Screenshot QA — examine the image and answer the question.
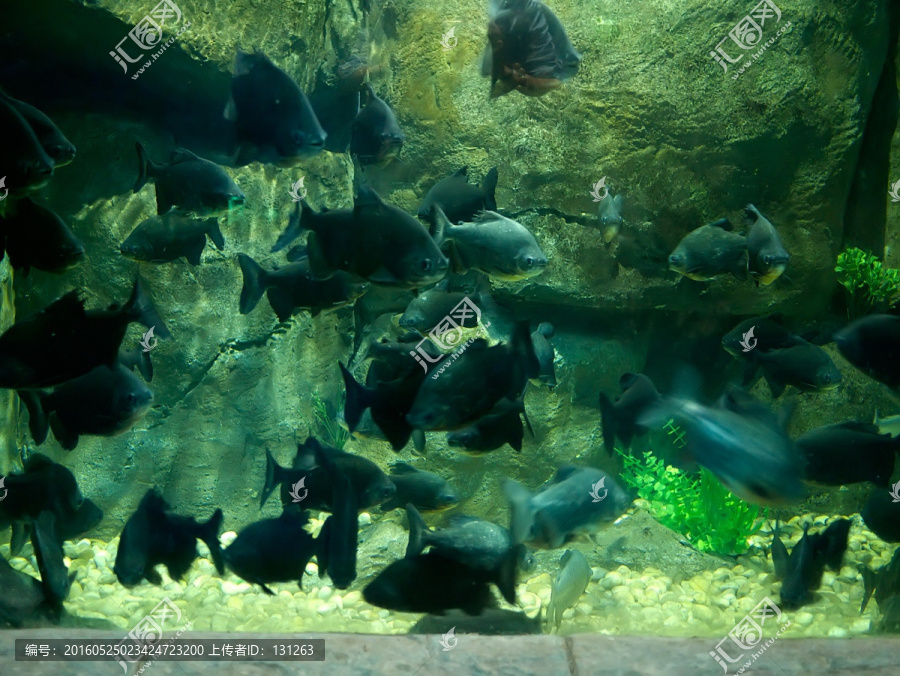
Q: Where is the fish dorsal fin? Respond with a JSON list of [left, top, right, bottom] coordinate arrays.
[[559, 549, 574, 566], [42, 291, 85, 318], [552, 465, 581, 483], [170, 148, 203, 164], [354, 180, 384, 208], [619, 372, 640, 390], [708, 218, 734, 231], [390, 462, 419, 475], [834, 421, 882, 435], [473, 210, 503, 224], [452, 166, 468, 178]]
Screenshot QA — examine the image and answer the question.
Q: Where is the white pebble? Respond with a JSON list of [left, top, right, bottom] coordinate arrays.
[[318, 586, 333, 600], [220, 531, 238, 546], [358, 513, 372, 526]]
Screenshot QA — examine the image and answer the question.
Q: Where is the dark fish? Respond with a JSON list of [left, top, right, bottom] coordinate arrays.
[[259, 439, 396, 512], [777, 519, 850, 610], [861, 548, 900, 614], [236, 253, 369, 321], [0, 90, 75, 167], [546, 549, 591, 630], [531, 322, 556, 388], [668, 218, 748, 281], [770, 521, 789, 580], [433, 207, 547, 281], [350, 84, 404, 166], [795, 422, 898, 488], [30, 511, 70, 607], [223, 509, 316, 595], [313, 442, 358, 589], [406, 322, 539, 431], [0, 555, 49, 627], [0, 277, 169, 390], [446, 397, 532, 453], [503, 466, 631, 549], [18, 362, 154, 451], [309, 58, 369, 154], [114, 489, 224, 586], [0, 198, 84, 274], [598, 373, 662, 455], [0, 454, 84, 530], [224, 50, 327, 167], [417, 167, 499, 224], [274, 190, 449, 289], [834, 315, 900, 390], [861, 491, 900, 543], [745, 342, 842, 397], [118, 345, 154, 383], [537, 0, 582, 78], [134, 143, 245, 217], [722, 315, 804, 359], [379, 463, 459, 512], [120, 210, 225, 265], [744, 204, 789, 285], [0, 94, 54, 194], [598, 194, 624, 244], [399, 280, 491, 334], [614, 226, 670, 277]]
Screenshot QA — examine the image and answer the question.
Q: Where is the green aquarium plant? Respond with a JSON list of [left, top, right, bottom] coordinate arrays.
[[311, 391, 349, 450], [835, 247, 900, 317]]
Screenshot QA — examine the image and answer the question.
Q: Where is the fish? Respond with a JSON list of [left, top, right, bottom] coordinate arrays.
[[379, 463, 460, 512], [406, 505, 521, 604], [598, 193, 624, 244], [861, 548, 900, 614], [399, 279, 493, 334], [0, 277, 170, 390], [134, 143, 245, 217], [259, 438, 396, 512], [350, 83, 404, 166], [17, 362, 154, 451], [834, 314, 900, 390], [0, 555, 49, 627], [0, 90, 76, 167], [5, 496, 105, 559], [118, 345, 154, 383], [598, 373, 662, 455], [503, 466, 631, 549], [744, 204, 789, 285], [446, 396, 533, 453], [274, 187, 449, 289], [0, 454, 84, 533], [416, 167, 499, 225], [236, 253, 369, 322], [668, 218, 748, 281], [861, 491, 900, 543], [722, 315, 805, 359], [0, 94, 54, 195], [223, 509, 317, 595], [873, 410, 900, 438], [745, 342, 842, 397], [309, 57, 369, 154], [530, 322, 557, 388], [113, 489, 224, 586], [0, 198, 84, 274], [546, 549, 591, 630], [770, 521, 789, 580], [120, 210, 225, 265], [30, 511, 71, 607], [794, 422, 899, 488], [777, 519, 850, 609], [432, 207, 548, 281], [313, 441, 358, 590], [406, 322, 539, 432], [224, 50, 327, 167]]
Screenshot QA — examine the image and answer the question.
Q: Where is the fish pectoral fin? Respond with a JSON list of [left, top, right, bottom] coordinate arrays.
[[185, 240, 205, 266], [144, 567, 163, 585], [49, 414, 79, 451], [367, 266, 399, 284]]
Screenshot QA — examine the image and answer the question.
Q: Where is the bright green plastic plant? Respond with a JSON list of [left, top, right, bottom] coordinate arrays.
[[312, 391, 349, 450], [835, 247, 900, 317]]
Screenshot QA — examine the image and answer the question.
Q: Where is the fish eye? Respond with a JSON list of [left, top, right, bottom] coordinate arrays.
[[525, 257, 535, 268], [668, 254, 681, 265], [763, 255, 775, 264], [420, 259, 433, 272], [822, 373, 832, 384]]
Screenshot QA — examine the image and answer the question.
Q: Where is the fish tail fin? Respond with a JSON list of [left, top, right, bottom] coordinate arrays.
[[502, 479, 535, 545], [339, 362, 372, 432], [482, 167, 499, 211], [18, 390, 49, 445], [133, 142, 156, 193], [494, 543, 522, 605], [236, 253, 269, 314], [860, 566, 877, 614], [427, 204, 452, 245], [206, 219, 225, 250], [598, 392, 617, 456], [124, 276, 171, 338], [272, 201, 309, 253], [260, 448, 286, 508], [404, 503, 428, 558], [199, 508, 225, 575]]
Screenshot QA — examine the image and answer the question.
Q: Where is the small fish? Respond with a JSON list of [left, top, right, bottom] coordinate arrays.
[[351, 84, 404, 166], [795, 422, 899, 488], [546, 549, 591, 630], [224, 50, 327, 167], [861, 491, 900, 543], [417, 166, 499, 225], [0, 198, 84, 274], [745, 342, 842, 397], [237, 253, 369, 322], [223, 509, 316, 595], [120, 210, 225, 265], [433, 207, 548, 281], [134, 143, 245, 217], [313, 441, 358, 589], [598, 373, 662, 455], [597, 193, 624, 244], [379, 463, 459, 513], [0, 555, 49, 626], [0, 95, 54, 194], [503, 466, 631, 549], [530, 322, 557, 388], [744, 204, 789, 285], [834, 314, 900, 390], [17, 362, 154, 451], [777, 519, 850, 609], [30, 511, 71, 607], [113, 489, 224, 587], [0, 277, 169, 390], [0, 90, 75, 167], [721, 315, 805, 359], [668, 218, 748, 281]]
